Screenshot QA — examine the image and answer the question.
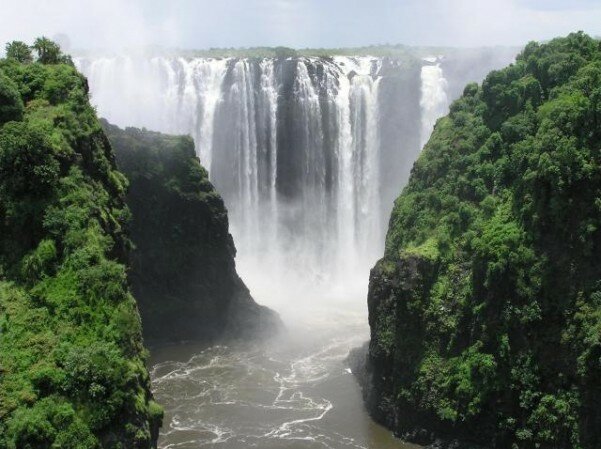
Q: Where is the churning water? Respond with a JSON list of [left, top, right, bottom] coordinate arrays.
[[150, 302, 419, 449]]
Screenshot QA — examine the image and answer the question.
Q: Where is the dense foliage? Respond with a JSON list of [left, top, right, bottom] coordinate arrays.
[[0, 40, 161, 448], [4, 41, 33, 64], [103, 122, 280, 344], [5, 38, 71, 65], [365, 32, 601, 449]]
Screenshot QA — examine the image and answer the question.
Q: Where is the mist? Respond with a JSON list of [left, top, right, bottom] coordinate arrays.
[[72, 48, 515, 330], [2, 0, 601, 52]]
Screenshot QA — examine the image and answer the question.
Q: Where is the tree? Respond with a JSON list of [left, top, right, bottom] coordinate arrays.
[[32, 37, 63, 64], [0, 71, 24, 124], [367, 32, 601, 449], [0, 51, 161, 447], [5, 41, 33, 64]]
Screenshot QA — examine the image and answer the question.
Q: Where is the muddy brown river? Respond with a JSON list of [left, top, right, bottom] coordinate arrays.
[[150, 304, 419, 449]]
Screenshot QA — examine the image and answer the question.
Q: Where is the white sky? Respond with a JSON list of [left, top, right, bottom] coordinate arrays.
[[1, 0, 600, 51]]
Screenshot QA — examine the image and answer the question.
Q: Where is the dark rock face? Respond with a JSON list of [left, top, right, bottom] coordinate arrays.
[[103, 121, 281, 345], [353, 258, 488, 449], [355, 255, 461, 447]]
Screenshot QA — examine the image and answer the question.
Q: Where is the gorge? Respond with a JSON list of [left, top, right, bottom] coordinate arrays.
[[72, 48, 519, 448], [2, 31, 599, 449], [1, 0, 600, 442]]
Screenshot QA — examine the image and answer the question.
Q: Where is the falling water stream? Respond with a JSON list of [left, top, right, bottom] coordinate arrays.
[[75, 53, 511, 448]]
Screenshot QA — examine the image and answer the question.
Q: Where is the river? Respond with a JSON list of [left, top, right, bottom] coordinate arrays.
[[150, 302, 418, 449]]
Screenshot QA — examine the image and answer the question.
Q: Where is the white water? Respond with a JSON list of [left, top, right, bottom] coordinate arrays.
[[419, 57, 449, 149], [77, 55, 418, 316], [150, 306, 420, 449]]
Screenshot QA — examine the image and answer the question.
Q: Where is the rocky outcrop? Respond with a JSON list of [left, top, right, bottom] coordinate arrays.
[[355, 257, 493, 449], [102, 122, 281, 345]]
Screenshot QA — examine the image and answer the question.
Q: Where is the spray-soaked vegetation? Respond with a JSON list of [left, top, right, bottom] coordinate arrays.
[[0, 40, 161, 448], [363, 32, 601, 449]]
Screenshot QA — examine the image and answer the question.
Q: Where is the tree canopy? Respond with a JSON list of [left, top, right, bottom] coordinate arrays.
[[4, 41, 33, 64], [0, 39, 161, 448], [368, 32, 601, 449]]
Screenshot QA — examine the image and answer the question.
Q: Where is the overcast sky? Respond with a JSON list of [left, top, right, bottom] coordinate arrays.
[[1, 0, 600, 51]]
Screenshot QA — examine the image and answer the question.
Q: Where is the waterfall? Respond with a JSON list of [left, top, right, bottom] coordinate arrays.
[[75, 54, 451, 312], [420, 57, 449, 149]]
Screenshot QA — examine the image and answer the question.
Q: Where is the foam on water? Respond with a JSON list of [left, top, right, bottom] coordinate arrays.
[[73, 53, 462, 448], [151, 307, 417, 449]]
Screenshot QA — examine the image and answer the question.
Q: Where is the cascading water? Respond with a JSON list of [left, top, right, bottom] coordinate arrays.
[[75, 52, 517, 448], [420, 57, 449, 149], [78, 55, 402, 314]]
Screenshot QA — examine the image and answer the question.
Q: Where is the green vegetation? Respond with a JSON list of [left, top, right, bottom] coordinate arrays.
[[103, 122, 280, 344], [0, 39, 161, 448], [31, 37, 71, 65], [4, 41, 33, 64], [5, 37, 71, 65], [366, 32, 601, 449]]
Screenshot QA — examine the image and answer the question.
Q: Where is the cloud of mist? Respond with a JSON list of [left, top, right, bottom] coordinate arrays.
[[0, 0, 600, 52]]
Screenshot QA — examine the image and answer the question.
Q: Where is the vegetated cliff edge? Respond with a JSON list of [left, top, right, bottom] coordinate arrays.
[[355, 32, 601, 449], [102, 122, 281, 345], [0, 44, 161, 447]]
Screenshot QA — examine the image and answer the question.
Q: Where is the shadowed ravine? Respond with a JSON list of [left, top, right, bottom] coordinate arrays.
[[2, 4, 600, 446]]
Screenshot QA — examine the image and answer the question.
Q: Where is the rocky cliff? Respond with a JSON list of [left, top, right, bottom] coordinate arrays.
[[102, 122, 281, 345], [356, 32, 601, 449]]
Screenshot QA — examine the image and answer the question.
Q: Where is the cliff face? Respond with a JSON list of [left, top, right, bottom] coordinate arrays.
[[0, 56, 160, 446], [102, 122, 281, 345], [358, 33, 601, 449]]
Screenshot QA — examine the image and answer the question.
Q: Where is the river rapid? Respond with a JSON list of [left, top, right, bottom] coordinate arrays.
[[150, 302, 419, 449]]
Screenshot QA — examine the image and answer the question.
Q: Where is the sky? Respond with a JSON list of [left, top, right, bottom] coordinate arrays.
[[1, 0, 600, 51]]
